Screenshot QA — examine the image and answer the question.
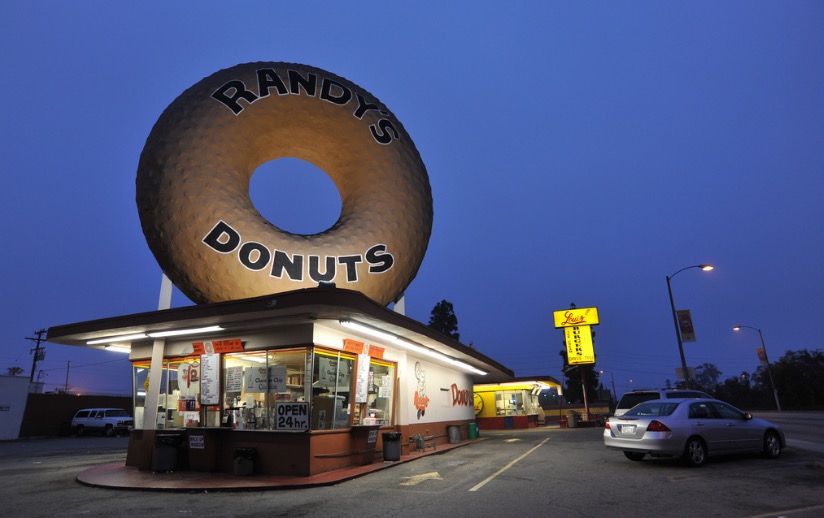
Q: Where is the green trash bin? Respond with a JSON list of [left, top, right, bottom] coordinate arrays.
[[468, 422, 479, 439]]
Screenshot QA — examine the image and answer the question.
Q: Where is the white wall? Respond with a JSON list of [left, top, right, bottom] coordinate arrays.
[[0, 376, 31, 440], [406, 357, 474, 423]]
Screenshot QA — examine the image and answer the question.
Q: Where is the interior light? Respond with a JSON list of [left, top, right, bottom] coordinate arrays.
[[87, 333, 147, 345], [147, 325, 224, 338]]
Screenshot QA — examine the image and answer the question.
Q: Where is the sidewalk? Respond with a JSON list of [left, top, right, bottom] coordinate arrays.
[[77, 437, 475, 491]]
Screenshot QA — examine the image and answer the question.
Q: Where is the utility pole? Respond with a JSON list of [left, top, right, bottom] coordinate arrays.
[[25, 329, 47, 384], [64, 361, 71, 393]]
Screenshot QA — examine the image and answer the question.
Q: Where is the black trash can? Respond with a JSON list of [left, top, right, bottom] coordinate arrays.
[[152, 433, 184, 472], [382, 432, 402, 461], [234, 447, 256, 476]]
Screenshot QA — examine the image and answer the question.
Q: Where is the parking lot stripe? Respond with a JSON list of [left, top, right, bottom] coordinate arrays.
[[468, 438, 549, 492]]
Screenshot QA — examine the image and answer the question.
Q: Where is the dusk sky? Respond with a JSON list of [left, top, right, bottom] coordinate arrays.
[[2, 2, 822, 399]]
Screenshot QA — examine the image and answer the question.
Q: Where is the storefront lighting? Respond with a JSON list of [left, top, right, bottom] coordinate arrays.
[[105, 344, 132, 353], [339, 320, 487, 375], [86, 325, 224, 346], [147, 325, 224, 338], [339, 320, 396, 341], [87, 333, 148, 345]]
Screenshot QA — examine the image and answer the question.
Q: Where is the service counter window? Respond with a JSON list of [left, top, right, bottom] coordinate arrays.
[[355, 359, 396, 426], [495, 390, 527, 416], [133, 357, 202, 429], [311, 350, 355, 430], [222, 349, 310, 430]]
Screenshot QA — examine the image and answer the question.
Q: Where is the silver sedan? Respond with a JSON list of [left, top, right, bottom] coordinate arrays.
[[603, 398, 785, 466]]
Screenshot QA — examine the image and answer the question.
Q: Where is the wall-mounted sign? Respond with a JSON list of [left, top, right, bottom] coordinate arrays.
[[192, 339, 244, 355], [553, 307, 599, 328], [344, 338, 364, 354], [564, 325, 595, 364]]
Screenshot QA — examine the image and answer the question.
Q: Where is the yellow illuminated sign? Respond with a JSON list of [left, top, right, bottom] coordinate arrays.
[[564, 325, 595, 364], [553, 307, 599, 328]]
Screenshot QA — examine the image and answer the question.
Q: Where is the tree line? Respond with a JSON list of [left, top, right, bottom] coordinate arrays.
[[666, 348, 824, 410]]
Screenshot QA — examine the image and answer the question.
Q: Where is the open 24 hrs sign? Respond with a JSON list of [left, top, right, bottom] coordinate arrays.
[[276, 402, 309, 431]]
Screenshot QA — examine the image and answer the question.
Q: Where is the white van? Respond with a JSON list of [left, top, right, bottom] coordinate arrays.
[[70, 408, 134, 436]]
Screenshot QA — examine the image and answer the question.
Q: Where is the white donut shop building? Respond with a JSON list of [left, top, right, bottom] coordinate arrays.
[[45, 62, 514, 478], [47, 287, 513, 476]]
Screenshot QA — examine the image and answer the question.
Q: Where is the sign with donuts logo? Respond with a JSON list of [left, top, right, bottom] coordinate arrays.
[[137, 62, 433, 306]]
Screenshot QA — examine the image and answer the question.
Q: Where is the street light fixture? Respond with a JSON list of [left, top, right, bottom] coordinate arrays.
[[733, 325, 781, 411], [667, 264, 713, 389]]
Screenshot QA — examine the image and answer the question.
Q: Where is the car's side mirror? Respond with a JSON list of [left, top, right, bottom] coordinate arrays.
[[743, 412, 753, 420]]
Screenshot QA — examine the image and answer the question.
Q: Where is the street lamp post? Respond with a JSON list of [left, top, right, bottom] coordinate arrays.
[[733, 325, 781, 411], [666, 264, 713, 390]]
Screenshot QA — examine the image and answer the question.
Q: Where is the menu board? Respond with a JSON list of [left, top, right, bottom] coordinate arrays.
[[199, 353, 220, 405], [355, 353, 370, 403]]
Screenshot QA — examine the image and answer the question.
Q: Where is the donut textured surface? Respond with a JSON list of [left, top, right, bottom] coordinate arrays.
[[137, 62, 432, 305]]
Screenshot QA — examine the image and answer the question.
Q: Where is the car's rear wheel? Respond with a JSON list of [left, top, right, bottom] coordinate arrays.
[[76, 425, 85, 436], [623, 451, 645, 461], [683, 437, 707, 467], [762, 431, 781, 458], [104, 424, 115, 437]]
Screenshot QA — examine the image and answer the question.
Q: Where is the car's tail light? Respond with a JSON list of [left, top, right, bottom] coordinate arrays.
[[646, 420, 671, 432], [604, 421, 611, 430]]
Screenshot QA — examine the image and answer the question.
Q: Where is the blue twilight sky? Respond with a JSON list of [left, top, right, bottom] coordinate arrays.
[[2, 2, 822, 398]]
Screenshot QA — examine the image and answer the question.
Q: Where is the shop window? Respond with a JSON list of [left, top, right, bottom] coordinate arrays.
[[311, 350, 355, 430], [133, 357, 199, 429], [495, 390, 527, 416], [222, 349, 309, 430], [355, 359, 396, 426]]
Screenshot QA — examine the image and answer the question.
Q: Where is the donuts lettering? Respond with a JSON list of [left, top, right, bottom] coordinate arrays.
[[137, 62, 432, 306]]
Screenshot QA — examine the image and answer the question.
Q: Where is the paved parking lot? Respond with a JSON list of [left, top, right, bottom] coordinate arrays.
[[2, 424, 823, 518]]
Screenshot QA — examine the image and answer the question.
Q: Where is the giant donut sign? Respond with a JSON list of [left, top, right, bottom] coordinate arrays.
[[137, 62, 433, 305]]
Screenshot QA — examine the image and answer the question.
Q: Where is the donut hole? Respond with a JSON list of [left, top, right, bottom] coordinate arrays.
[[250, 158, 342, 235]]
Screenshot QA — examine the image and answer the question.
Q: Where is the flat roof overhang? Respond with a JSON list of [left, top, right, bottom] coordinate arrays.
[[47, 286, 515, 383]]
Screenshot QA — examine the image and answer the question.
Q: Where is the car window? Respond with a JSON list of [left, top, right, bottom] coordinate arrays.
[[625, 401, 679, 417], [689, 402, 717, 418], [710, 401, 744, 419], [618, 393, 659, 408], [105, 410, 130, 417], [665, 391, 708, 399], [75, 411, 90, 419]]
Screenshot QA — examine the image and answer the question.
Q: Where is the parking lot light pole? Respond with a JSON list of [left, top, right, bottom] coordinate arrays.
[[733, 325, 781, 411], [667, 264, 713, 390]]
